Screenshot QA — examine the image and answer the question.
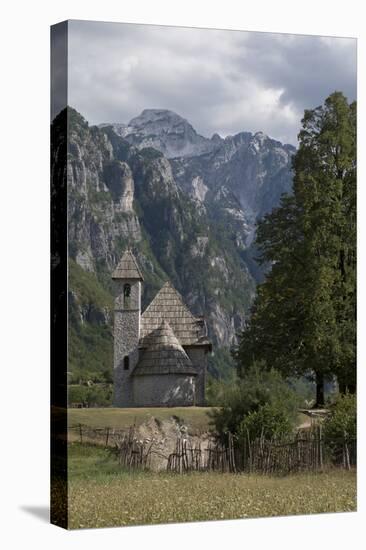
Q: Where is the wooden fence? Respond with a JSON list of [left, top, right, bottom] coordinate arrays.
[[69, 424, 356, 474], [113, 426, 155, 470], [234, 427, 356, 474], [70, 424, 127, 447]]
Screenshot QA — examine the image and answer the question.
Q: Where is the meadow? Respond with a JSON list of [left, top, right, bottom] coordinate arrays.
[[68, 406, 214, 435], [68, 406, 311, 436], [65, 443, 356, 530]]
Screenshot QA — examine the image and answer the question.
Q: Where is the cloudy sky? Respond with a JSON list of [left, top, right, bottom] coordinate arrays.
[[67, 20, 356, 146]]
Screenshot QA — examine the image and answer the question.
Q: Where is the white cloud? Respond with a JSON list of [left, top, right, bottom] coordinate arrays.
[[67, 21, 356, 145]]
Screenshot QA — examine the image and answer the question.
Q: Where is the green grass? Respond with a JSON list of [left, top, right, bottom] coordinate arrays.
[[67, 408, 314, 444], [68, 406, 214, 435], [68, 443, 125, 480], [66, 443, 356, 529]]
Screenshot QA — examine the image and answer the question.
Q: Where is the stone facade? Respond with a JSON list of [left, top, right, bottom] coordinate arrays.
[[113, 250, 212, 407], [113, 279, 141, 407], [132, 374, 196, 407], [186, 347, 207, 406]]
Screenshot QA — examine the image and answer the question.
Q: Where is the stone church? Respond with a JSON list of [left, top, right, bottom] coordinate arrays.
[[112, 250, 212, 407]]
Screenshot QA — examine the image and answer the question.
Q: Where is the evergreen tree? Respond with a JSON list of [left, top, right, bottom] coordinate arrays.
[[236, 92, 356, 405]]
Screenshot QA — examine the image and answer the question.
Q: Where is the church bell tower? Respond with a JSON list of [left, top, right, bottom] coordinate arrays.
[[112, 249, 143, 406]]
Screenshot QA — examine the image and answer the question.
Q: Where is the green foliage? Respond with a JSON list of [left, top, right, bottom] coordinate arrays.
[[236, 92, 356, 404], [68, 384, 113, 407], [207, 348, 236, 379], [209, 364, 299, 441], [206, 376, 235, 407], [68, 384, 90, 405], [323, 393, 356, 464], [68, 324, 113, 382], [69, 259, 113, 311], [238, 401, 294, 441], [324, 393, 356, 444], [287, 377, 316, 407], [206, 349, 238, 406], [68, 259, 113, 382]]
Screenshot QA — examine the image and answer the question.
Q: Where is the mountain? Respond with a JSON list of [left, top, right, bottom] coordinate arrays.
[[56, 107, 295, 382], [101, 109, 214, 159], [104, 110, 295, 242]]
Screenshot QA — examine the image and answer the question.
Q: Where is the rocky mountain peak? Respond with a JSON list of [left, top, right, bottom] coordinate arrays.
[[129, 108, 188, 129], [211, 133, 223, 143], [102, 109, 214, 159], [253, 131, 267, 143]]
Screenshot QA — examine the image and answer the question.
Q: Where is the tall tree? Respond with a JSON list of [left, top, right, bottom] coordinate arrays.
[[236, 92, 356, 406]]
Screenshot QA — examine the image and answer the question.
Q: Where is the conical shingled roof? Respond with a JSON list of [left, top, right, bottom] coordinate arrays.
[[133, 320, 197, 376], [140, 281, 210, 347], [112, 249, 144, 280]]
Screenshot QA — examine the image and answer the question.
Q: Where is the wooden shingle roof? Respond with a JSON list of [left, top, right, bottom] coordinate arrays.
[[140, 281, 211, 348], [133, 320, 197, 376], [112, 250, 144, 280]]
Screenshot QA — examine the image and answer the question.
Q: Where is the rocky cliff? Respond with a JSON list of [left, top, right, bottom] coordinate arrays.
[[59, 107, 295, 381], [101, 109, 214, 159], [107, 109, 295, 251]]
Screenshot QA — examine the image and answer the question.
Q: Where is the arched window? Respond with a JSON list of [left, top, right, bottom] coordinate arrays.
[[123, 283, 131, 308], [123, 356, 130, 370]]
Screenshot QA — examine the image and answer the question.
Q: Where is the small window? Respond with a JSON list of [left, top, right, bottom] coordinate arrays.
[[124, 283, 131, 297], [123, 283, 131, 308], [124, 356, 130, 370]]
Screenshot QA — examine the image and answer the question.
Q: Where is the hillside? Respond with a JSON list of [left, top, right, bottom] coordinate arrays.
[[53, 107, 295, 382]]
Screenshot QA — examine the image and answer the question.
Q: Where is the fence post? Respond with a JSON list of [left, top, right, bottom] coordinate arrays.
[[246, 429, 252, 473], [319, 424, 323, 470], [345, 438, 351, 470]]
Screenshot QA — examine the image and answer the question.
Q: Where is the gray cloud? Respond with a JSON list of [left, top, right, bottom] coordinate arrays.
[[68, 20, 356, 145]]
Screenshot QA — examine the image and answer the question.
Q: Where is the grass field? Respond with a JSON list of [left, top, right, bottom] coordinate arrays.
[[64, 443, 356, 529], [68, 406, 214, 435], [68, 407, 311, 436]]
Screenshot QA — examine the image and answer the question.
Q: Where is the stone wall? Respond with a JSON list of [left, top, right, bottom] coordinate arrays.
[[113, 275, 209, 408], [113, 279, 141, 406], [186, 347, 207, 406], [132, 374, 196, 407]]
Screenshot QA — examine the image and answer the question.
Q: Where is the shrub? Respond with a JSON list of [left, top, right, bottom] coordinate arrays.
[[238, 401, 294, 441], [323, 393, 356, 465], [323, 393, 356, 445], [209, 363, 299, 442], [68, 384, 113, 407], [206, 377, 233, 407]]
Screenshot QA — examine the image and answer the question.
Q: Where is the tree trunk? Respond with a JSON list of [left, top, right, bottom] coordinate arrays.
[[315, 371, 325, 407]]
